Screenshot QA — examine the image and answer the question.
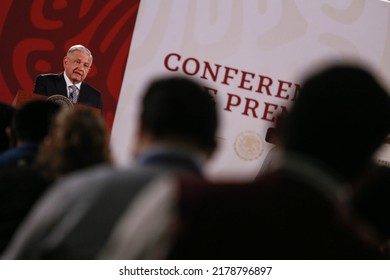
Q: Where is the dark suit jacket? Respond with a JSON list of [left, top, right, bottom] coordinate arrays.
[[34, 73, 103, 110]]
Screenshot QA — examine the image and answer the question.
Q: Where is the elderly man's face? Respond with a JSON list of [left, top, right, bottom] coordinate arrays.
[[63, 50, 92, 84]]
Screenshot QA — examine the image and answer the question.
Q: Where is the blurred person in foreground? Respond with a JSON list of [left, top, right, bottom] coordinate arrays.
[[0, 100, 61, 253], [0, 100, 61, 168], [0, 108, 110, 254], [34, 109, 111, 183], [2, 75, 218, 259], [168, 64, 390, 259]]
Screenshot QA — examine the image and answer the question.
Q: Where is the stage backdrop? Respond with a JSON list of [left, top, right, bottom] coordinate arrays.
[[0, 0, 140, 130], [111, 0, 390, 181]]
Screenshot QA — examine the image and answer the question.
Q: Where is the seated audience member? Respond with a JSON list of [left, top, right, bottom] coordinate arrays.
[[0, 100, 61, 168], [168, 64, 390, 259], [351, 164, 390, 254], [34, 109, 111, 182], [2, 75, 218, 259], [0, 108, 109, 256], [0, 102, 16, 153], [0, 100, 60, 253]]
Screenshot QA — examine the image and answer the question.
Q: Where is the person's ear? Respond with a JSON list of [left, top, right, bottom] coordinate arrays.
[[42, 135, 53, 148], [63, 56, 69, 68], [132, 127, 154, 159], [5, 126, 16, 148], [204, 145, 217, 161]]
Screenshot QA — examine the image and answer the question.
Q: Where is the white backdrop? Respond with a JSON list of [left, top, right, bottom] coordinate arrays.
[[111, 0, 390, 181]]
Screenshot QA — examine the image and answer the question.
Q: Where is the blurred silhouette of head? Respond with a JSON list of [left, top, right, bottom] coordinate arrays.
[[136, 76, 218, 157], [281, 64, 390, 182], [12, 100, 61, 145], [35, 109, 110, 179]]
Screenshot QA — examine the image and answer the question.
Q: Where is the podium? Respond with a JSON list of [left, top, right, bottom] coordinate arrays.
[[12, 90, 101, 115]]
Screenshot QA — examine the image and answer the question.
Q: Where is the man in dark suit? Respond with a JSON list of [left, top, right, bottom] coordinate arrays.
[[34, 44, 102, 110]]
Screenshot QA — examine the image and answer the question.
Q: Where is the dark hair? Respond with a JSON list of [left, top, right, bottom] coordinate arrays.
[[35, 109, 111, 180], [12, 100, 61, 143], [140, 76, 218, 152], [282, 64, 390, 181]]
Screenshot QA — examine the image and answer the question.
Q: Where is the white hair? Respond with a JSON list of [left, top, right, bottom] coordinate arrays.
[[67, 44, 93, 63]]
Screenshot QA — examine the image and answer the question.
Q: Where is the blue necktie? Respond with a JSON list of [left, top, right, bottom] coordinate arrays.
[[69, 85, 78, 103]]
